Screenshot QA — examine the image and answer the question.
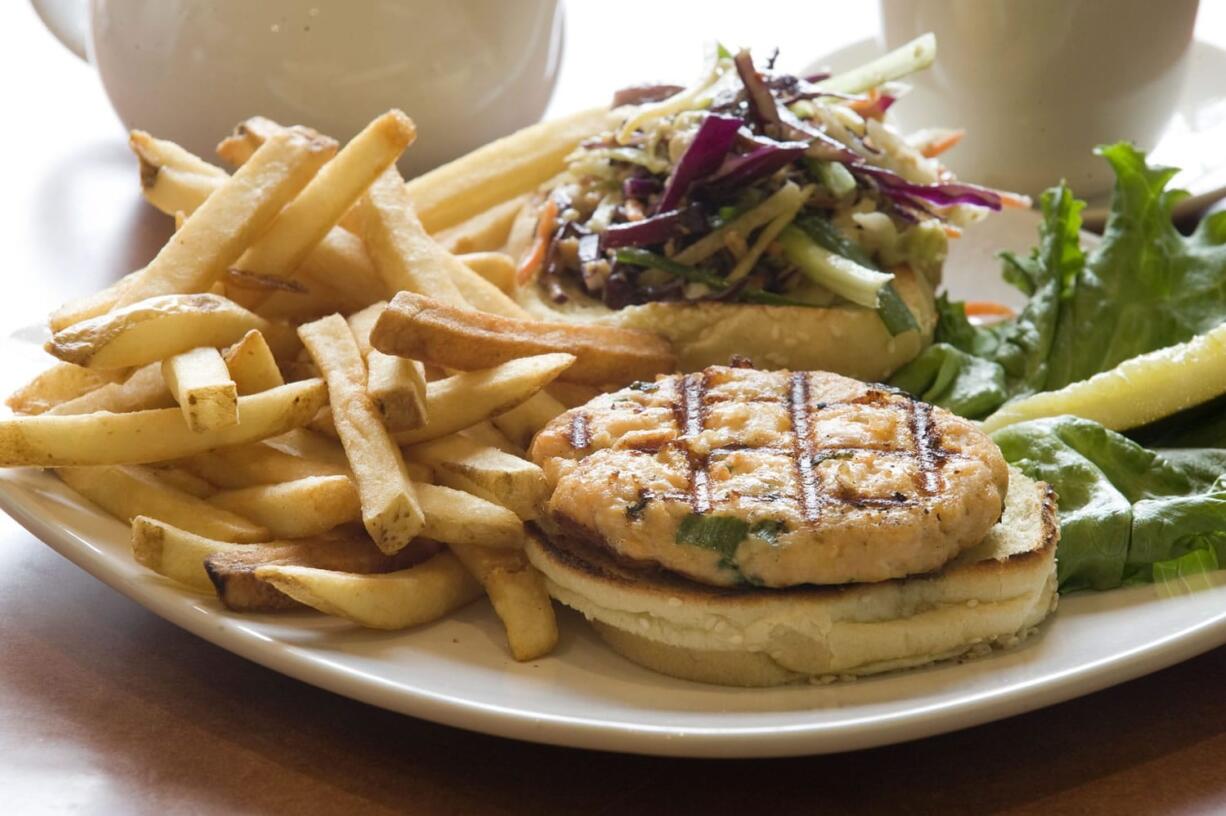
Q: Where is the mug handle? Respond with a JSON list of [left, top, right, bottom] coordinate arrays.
[[30, 0, 89, 61]]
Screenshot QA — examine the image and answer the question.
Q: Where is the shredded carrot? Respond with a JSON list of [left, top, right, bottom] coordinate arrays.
[[848, 88, 890, 120], [943, 223, 963, 239], [516, 198, 558, 286], [920, 129, 965, 158], [999, 191, 1032, 209], [965, 300, 1015, 319]]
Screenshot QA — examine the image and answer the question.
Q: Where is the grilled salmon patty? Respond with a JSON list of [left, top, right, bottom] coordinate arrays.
[[530, 366, 1010, 588]]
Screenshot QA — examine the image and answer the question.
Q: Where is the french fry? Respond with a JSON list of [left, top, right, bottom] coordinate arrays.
[[46, 362, 173, 416], [415, 482, 523, 548], [134, 136, 387, 311], [163, 347, 239, 432], [446, 258, 531, 318], [59, 465, 267, 542], [130, 130, 227, 217], [406, 434, 548, 521], [205, 473, 519, 545], [254, 283, 343, 323], [0, 379, 326, 467], [344, 301, 384, 357], [114, 129, 336, 308], [223, 330, 284, 394], [459, 421, 523, 456], [450, 541, 557, 661], [545, 381, 602, 409], [393, 353, 574, 445], [254, 551, 483, 630], [298, 314, 424, 554], [132, 130, 229, 181], [230, 111, 416, 295], [131, 515, 250, 592], [46, 293, 272, 369], [492, 390, 567, 449], [49, 269, 142, 333], [318, 353, 574, 446], [263, 428, 349, 469], [207, 547, 307, 611], [435, 195, 527, 254], [208, 475, 360, 538], [216, 116, 284, 166], [5, 363, 127, 415], [204, 529, 440, 612], [503, 194, 541, 263], [359, 168, 469, 306], [367, 352, 428, 431], [458, 251, 517, 295], [176, 441, 348, 488], [291, 227, 387, 306], [149, 465, 216, 498], [342, 301, 427, 430], [404, 107, 617, 233], [372, 291, 674, 386]]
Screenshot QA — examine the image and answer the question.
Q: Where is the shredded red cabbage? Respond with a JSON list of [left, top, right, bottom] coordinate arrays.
[[734, 50, 781, 127], [704, 139, 809, 190], [655, 113, 743, 212], [775, 107, 859, 162], [853, 164, 1003, 210], [768, 74, 861, 105], [623, 175, 662, 200], [599, 208, 685, 250]]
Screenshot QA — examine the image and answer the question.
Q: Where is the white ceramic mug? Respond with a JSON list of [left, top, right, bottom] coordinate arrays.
[[879, 0, 1198, 198], [31, 0, 564, 175]]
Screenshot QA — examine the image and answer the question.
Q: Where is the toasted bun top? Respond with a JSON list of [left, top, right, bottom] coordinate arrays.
[[517, 265, 936, 381]]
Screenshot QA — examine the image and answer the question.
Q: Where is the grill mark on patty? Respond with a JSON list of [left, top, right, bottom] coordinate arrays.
[[568, 412, 590, 450], [674, 371, 713, 514], [678, 372, 708, 437], [908, 399, 944, 495], [788, 371, 821, 522]]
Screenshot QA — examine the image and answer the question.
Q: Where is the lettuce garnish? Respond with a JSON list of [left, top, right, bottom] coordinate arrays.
[[891, 142, 1226, 417], [993, 417, 1226, 591]]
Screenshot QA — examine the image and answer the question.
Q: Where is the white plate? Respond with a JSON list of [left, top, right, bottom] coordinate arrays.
[[807, 37, 1226, 227], [3, 210, 1226, 758]]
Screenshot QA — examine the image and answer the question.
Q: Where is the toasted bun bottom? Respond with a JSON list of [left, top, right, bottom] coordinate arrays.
[[526, 467, 1059, 687], [517, 266, 937, 381]]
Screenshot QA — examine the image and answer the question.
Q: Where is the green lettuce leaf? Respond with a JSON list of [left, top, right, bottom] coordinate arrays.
[[993, 416, 1226, 591], [892, 143, 1226, 418]]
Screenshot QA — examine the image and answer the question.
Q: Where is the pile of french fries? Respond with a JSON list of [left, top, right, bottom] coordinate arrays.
[[0, 106, 672, 662]]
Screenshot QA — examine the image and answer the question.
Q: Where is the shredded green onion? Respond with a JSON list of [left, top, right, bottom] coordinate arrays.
[[806, 158, 857, 198], [816, 33, 937, 95], [793, 216, 920, 335], [674, 182, 805, 265], [778, 225, 893, 309], [617, 50, 730, 144], [725, 185, 811, 283]]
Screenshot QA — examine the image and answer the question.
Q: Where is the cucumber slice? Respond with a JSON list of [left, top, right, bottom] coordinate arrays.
[[981, 322, 1226, 433]]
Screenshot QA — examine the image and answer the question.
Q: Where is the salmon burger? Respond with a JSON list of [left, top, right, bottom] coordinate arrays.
[[525, 365, 1058, 686]]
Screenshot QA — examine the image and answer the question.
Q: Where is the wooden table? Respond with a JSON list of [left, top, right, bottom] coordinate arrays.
[[3, 3, 1223, 813]]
